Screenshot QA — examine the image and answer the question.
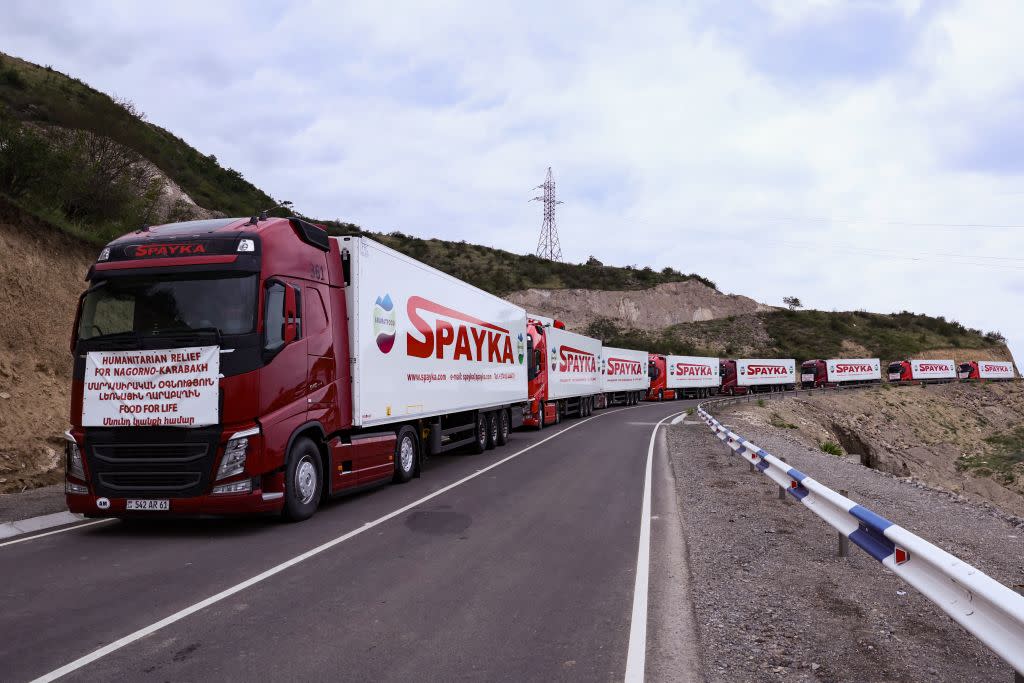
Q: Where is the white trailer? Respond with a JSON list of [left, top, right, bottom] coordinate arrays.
[[342, 237, 529, 450], [978, 361, 1016, 380], [737, 358, 796, 389], [666, 355, 720, 398], [543, 325, 602, 402], [597, 346, 649, 407], [825, 358, 881, 383], [910, 359, 956, 381]]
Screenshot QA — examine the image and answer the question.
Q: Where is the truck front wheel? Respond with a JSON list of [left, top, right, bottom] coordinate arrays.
[[283, 437, 323, 522], [393, 426, 418, 483]]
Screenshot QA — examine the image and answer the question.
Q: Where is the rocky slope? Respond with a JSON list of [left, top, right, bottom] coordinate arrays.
[[507, 280, 775, 331], [730, 382, 1024, 517], [0, 199, 94, 492]]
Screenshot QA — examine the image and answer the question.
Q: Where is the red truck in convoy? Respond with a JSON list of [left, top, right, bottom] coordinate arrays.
[[800, 358, 881, 389], [522, 319, 602, 427], [646, 354, 675, 401], [66, 217, 530, 521], [887, 359, 956, 383], [957, 360, 1016, 381], [720, 358, 796, 395]]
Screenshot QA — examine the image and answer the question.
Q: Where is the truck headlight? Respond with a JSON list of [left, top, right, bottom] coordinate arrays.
[[217, 427, 259, 481], [65, 431, 85, 480]]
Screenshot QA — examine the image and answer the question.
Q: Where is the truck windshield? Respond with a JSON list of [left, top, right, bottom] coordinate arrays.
[[888, 362, 903, 373], [78, 274, 258, 340], [648, 362, 659, 380]]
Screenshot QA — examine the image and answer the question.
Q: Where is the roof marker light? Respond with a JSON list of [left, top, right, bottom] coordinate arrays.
[[237, 239, 255, 252]]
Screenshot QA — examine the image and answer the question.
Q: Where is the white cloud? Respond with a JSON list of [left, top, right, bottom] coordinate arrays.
[[2, 0, 1022, 364]]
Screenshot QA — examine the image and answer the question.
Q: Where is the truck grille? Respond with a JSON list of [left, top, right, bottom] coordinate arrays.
[[85, 427, 220, 499]]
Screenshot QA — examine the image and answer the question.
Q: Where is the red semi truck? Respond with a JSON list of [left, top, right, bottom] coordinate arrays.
[[66, 217, 531, 521], [800, 358, 881, 389], [646, 354, 674, 401], [720, 358, 796, 395], [523, 319, 602, 427], [958, 360, 1016, 380], [887, 359, 956, 383]]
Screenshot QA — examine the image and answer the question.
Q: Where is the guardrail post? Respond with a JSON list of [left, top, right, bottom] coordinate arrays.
[[778, 485, 785, 500], [1017, 584, 1024, 683], [837, 489, 850, 558]]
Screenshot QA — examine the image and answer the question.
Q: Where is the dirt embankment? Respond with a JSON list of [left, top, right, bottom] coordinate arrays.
[[0, 203, 94, 492], [732, 382, 1024, 517], [506, 280, 775, 331]]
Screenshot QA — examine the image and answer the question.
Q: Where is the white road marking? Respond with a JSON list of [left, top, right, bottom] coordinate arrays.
[[0, 519, 115, 548], [31, 404, 650, 683], [624, 410, 683, 683]]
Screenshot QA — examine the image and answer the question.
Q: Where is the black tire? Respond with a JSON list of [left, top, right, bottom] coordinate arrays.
[[537, 401, 546, 429], [485, 412, 498, 450], [393, 425, 418, 483], [554, 404, 561, 424], [283, 437, 322, 522], [658, 389, 664, 402], [497, 410, 510, 446], [471, 412, 487, 453]]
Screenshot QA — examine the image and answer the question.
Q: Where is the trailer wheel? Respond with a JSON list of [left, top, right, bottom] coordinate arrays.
[[554, 404, 561, 424], [485, 412, 498, 450], [282, 437, 323, 522], [497, 410, 510, 446], [393, 425, 418, 483], [583, 398, 590, 417], [472, 412, 487, 453]]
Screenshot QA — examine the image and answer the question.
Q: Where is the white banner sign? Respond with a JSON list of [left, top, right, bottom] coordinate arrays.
[[83, 346, 220, 427]]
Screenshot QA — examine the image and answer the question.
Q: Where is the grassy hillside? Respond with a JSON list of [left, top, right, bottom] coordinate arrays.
[[587, 309, 1008, 362], [0, 52, 273, 218]]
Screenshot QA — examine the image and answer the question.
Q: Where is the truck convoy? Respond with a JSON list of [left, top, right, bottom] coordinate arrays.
[[523, 319, 603, 426], [67, 217, 533, 521], [800, 358, 882, 388], [596, 346, 649, 407], [63, 216, 1019, 521]]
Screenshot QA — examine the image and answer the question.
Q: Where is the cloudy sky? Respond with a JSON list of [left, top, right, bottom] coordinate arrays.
[[4, 0, 1023, 362]]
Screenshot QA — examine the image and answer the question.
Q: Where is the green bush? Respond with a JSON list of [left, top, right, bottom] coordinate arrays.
[[820, 441, 844, 456]]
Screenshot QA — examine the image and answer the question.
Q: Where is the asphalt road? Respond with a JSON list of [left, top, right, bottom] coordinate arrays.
[[0, 400, 697, 682]]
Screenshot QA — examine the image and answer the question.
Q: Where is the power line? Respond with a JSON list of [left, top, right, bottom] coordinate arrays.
[[532, 167, 564, 262]]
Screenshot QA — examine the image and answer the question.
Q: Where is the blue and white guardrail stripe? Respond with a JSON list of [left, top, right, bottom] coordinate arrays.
[[696, 403, 1024, 675]]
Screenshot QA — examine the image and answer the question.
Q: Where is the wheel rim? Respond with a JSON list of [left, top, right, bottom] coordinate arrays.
[[489, 416, 498, 442], [399, 436, 415, 472], [296, 456, 317, 504], [479, 416, 486, 444]]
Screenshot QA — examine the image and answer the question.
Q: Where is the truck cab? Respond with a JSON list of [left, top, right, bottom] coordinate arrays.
[[66, 216, 352, 520], [523, 320, 556, 427], [801, 359, 827, 388], [958, 362, 979, 380], [888, 360, 912, 382], [646, 354, 674, 401]]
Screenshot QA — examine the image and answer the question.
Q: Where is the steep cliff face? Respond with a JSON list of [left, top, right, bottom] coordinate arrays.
[[506, 280, 775, 331]]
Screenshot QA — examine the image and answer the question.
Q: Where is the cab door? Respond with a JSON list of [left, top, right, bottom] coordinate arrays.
[[259, 280, 308, 424]]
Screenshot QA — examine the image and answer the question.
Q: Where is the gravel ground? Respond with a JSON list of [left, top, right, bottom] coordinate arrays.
[[0, 484, 66, 523], [667, 411, 1023, 683]]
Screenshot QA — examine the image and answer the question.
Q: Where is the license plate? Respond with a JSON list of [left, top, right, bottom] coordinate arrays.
[[126, 499, 170, 511]]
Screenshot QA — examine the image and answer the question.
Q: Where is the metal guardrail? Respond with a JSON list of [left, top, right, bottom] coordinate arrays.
[[695, 396, 1024, 675]]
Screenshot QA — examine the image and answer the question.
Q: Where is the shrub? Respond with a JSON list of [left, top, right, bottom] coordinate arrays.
[[820, 441, 844, 456]]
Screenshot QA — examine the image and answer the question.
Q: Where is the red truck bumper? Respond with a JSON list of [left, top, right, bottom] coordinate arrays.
[[66, 489, 285, 517]]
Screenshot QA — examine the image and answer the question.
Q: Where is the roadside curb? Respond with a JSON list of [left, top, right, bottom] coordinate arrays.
[[0, 511, 83, 541]]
